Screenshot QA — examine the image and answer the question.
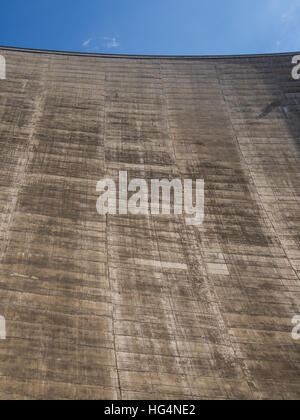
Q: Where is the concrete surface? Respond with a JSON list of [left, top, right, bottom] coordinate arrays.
[[0, 47, 300, 400]]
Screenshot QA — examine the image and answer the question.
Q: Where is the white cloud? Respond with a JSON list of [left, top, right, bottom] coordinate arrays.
[[81, 36, 120, 52], [103, 37, 120, 49], [82, 38, 92, 47]]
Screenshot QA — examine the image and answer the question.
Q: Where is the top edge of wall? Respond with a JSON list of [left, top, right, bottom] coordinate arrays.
[[0, 45, 299, 60]]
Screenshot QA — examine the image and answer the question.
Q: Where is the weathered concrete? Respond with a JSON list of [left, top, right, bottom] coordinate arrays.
[[0, 47, 300, 400]]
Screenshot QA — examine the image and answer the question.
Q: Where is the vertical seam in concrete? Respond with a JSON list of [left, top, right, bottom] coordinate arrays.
[[158, 60, 195, 397], [102, 70, 122, 400]]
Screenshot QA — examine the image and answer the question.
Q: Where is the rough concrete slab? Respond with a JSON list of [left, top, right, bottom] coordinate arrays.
[[0, 47, 300, 400]]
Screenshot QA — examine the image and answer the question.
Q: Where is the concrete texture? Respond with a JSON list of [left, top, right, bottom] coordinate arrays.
[[0, 47, 300, 400]]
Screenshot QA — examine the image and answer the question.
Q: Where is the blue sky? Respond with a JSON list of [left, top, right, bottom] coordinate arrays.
[[0, 0, 299, 55]]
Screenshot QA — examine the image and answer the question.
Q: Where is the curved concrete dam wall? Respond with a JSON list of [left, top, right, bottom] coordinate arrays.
[[0, 47, 300, 400]]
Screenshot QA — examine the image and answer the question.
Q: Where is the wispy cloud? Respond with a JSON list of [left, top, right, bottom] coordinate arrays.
[[82, 38, 92, 47], [103, 37, 120, 49], [81, 36, 120, 52]]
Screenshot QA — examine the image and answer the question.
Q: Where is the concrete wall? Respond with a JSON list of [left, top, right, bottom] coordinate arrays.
[[0, 47, 300, 399]]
